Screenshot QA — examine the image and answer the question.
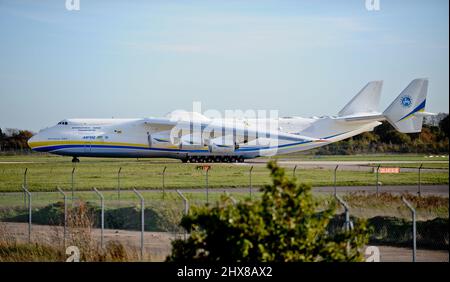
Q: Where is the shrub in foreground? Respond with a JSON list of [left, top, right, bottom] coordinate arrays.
[[167, 161, 371, 262]]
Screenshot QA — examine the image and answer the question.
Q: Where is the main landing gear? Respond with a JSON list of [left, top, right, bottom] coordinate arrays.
[[72, 157, 80, 163], [184, 156, 244, 163]]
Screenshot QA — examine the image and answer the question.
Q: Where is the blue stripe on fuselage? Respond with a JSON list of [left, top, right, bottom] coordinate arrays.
[[33, 131, 349, 154]]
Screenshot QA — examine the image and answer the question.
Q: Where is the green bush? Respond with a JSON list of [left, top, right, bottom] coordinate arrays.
[[167, 161, 371, 262]]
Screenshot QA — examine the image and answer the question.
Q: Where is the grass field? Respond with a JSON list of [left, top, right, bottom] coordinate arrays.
[[0, 154, 448, 192]]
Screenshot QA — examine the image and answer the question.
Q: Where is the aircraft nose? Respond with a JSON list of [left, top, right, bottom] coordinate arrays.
[[27, 134, 40, 150]]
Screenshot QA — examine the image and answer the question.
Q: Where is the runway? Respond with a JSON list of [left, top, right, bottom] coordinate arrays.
[[239, 159, 449, 173], [0, 159, 447, 172]]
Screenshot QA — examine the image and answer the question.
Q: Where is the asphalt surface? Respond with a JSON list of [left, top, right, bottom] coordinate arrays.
[[240, 159, 449, 173], [0, 159, 448, 173], [168, 184, 449, 196], [1, 185, 448, 197]]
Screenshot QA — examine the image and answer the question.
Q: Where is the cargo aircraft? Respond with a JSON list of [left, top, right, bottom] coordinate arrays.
[[28, 79, 434, 163]]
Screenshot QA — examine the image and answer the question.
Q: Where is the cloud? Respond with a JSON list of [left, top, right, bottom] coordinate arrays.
[[120, 15, 374, 56]]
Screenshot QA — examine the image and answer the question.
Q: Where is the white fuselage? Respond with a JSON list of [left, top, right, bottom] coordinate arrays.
[[28, 116, 381, 161]]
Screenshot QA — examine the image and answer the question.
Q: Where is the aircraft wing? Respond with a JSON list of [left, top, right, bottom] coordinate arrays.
[[141, 117, 327, 145], [334, 111, 436, 123], [142, 117, 179, 132]]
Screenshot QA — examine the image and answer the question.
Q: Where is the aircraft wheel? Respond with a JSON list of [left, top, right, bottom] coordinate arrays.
[[72, 157, 80, 163], [230, 156, 237, 163], [214, 156, 221, 163], [223, 156, 229, 162], [238, 156, 244, 163]]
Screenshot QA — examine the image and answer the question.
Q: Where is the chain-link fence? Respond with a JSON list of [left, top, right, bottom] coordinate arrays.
[[329, 192, 449, 262], [1, 188, 447, 262], [0, 189, 187, 261]]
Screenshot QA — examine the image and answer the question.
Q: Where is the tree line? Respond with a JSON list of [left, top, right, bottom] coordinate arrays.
[[0, 128, 34, 151]]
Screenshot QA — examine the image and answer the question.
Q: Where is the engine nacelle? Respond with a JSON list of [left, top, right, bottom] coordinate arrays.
[[179, 134, 205, 150], [208, 143, 235, 154]]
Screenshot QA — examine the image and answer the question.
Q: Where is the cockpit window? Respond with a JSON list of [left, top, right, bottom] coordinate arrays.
[[58, 121, 68, 125]]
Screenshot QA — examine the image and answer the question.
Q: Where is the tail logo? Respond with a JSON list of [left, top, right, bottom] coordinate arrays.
[[400, 95, 412, 108]]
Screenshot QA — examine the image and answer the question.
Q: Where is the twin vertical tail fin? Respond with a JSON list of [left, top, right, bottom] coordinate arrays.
[[336, 79, 434, 134], [338, 81, 383, 116], [383, 78, 433, 133]]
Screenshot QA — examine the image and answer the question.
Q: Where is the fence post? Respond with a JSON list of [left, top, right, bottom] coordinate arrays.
[[162, 166, 167, 200], [21, 185, 31, 243], [376, 164, 381, 196], [23, 168, 28, 187], [71, 167, 76, 200], [23, 168, 28, 208], [133, 188, 145, 260], [402, 196, 416, 262], [176, 190, 189, 240], [93, 188, 105, 249], [205, 168, 209, 204], [293, 165, 297, 178], [117, 167, 122, 204], [56, 186, 67, 248], [417, 164, 423, 197], [249, 166, 254, 200], [335, 194, 353, 231], [333, 165, 339, 196]]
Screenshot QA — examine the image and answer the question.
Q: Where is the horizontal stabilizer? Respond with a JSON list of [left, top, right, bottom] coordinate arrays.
[[334, 113, 384, 122]]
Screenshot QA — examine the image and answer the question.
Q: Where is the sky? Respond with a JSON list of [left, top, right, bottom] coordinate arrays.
[[0, 0, 448, 132]]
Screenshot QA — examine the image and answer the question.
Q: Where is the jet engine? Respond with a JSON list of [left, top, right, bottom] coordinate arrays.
[[208, 136, 236, 153], [179, 134, 205, 150]]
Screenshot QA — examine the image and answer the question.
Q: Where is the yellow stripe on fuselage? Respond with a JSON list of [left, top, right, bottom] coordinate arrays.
[[28, 140, 212, 150], [28, 140, 146, 148]]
